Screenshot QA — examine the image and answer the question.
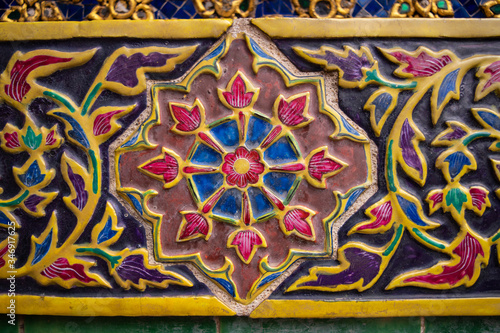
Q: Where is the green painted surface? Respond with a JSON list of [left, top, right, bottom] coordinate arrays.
[[220, 317, 421, 333], [0, 316, 18, 333], [24, 316, 216, 333], [425, 317, 500, 333]]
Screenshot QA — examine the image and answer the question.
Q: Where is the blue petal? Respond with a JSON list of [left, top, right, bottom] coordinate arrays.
[[437, 69, 459, 109], [477, 110, 500, 131], [213, 189, 242, 220], [192, 174, 224, 202], [97, 217, 118, 244], [264, 137, 298, 164], [246, 115, 272, 149], [371, 92, 392, 123], [54, 112, 90, 149], [444, 151, 471, 179], [210, 120, 239, 149], [32, 229, 52, 265], [396, 195, 427, 226], [247, 187, 274, 218], [19, 160, 45, 187], [263, 173, 296, 200], [191, 143, 222, 166]]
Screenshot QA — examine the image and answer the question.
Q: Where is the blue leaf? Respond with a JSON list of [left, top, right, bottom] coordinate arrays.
[[0, 211, 10, 226], [126, 193, 143, 215], [476, 110, 500, 131], [371, 92, 393, 123], [444, 151, 471, 179], [121, 130, 140, 148], [345, 188, 364, 211], [32, 229, 52, 265], [437, 69, 459, 109], [19, 160, 45, 187], [396, 195, 428, 226], [341, 116, 360, 136], [54, 112, 90, 149], [213, 277, 235, 297], [97, 217, 118, 244], [257, 272, 282, 289]]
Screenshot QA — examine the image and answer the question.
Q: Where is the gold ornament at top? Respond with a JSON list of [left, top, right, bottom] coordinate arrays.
[[1, 0, 64, 22], [193, 0, 254, 18], [88, 0, 154, 20], [390, 0, 454, 17], [291, 0, 355, 17]]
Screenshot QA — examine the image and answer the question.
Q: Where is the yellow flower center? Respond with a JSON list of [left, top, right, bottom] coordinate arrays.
[[234, 158, 250, 174]]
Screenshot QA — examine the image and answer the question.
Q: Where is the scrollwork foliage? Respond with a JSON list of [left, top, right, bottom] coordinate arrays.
[[0, 45, 198, 290], [290, 44, 500, 293]]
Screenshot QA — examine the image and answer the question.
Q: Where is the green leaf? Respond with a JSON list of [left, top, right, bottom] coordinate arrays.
[[446, 188, 467, 213], [22, 126, 42, 150]]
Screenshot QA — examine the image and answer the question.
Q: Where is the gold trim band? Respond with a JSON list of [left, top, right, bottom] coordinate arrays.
[[252, 18, 500, 38], [0, 20, 232, 41], [250, 298, 500, 318], [1, 295, 236, 316]]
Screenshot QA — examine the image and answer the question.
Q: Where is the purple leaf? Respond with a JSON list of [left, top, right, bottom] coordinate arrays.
[[301, 248, 382, 287], [24, 194, 44, 212], [67, 165, 88, 211], [400, 119, 423, 177], [115, 255, 179, 284], [313, 50, 372, 82], [440, 124, 467, 141], [105, 53, 176, 88]]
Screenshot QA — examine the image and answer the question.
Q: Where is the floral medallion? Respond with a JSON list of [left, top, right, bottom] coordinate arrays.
[[115, 34, 374, 306]]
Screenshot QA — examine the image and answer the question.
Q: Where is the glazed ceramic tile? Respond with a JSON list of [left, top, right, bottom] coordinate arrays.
[[0, 19, 500, 318]]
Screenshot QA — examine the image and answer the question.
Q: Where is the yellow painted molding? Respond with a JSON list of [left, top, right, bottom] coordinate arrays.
[[250, 298, 500, 318], [252, 18, 500, 39], [0, 295, 236, 316], [0, 20, 232, 41]]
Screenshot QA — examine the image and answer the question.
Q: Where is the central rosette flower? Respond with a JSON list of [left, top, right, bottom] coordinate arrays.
[[119, 37, 372, 306], [222, 147, 264, 188]]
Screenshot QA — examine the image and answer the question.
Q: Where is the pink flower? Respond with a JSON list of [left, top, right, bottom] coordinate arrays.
[[222, 147, 264, 188], [222, 75, 254, 108]]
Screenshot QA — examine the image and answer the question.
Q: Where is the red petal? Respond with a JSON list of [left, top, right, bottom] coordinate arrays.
[[5, 56, 72, 102], [171, 105, 201, 132], [390, 51, 452, 77], [357, 201, 392, 231], [4, 132, 20, 148], [283, 209, 313, 237], [260, 126, 282, 149], [249, 161, 264, 174], [231, 230, 263, 262], [179, 213, 209, 240], [429, 192, 444, 208], [0, 244, 9, 269], [93, 110, 123, 136], [235, 146, 249, 158], [308, 150, 342, 181], [141, 154, 178, 183], [41, 258, 96, 283], [404, 234, 483, 286], [483, 61, 500, 91], [470, 188, 487, 210], [45, 130, 56, 146], [222, 75, 253, 108], [278, 95, 308, 126]]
